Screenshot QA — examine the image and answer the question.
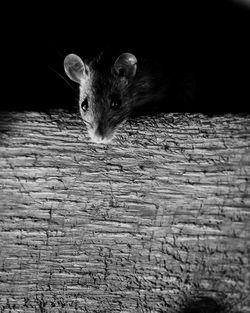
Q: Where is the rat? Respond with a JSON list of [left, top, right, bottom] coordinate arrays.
[[64, 49, 195, 143]]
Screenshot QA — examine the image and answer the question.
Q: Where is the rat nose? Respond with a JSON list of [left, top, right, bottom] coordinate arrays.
[[88, 122, 113, 144], [95, 122, 106, 139]]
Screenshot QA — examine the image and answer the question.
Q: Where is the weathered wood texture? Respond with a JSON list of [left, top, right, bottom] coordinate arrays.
[[0, 111, 249, 313]]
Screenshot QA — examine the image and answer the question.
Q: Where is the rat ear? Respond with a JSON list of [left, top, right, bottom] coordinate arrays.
[[113, 53, 137, 78], [64, 54, 89, 83]]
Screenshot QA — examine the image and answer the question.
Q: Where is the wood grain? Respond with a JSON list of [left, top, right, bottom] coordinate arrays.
[[0, 111, 249, 313]]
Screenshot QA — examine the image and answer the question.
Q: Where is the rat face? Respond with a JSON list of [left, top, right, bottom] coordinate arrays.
[[64, 53, 137, 143]]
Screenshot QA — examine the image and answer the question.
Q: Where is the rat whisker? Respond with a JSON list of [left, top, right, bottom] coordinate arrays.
[[49, 66, 77, 92], [81, 118, 91, 126]]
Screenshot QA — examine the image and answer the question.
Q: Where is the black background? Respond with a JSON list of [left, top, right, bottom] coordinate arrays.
[[2, 0, 250, 114]]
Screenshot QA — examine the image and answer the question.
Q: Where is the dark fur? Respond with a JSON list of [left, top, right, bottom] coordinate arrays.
[[74, 48, 196, 142], [85, 51, 172, 140]]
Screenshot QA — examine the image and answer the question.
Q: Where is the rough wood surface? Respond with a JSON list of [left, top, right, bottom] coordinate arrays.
[[0, 111, 249, 313]]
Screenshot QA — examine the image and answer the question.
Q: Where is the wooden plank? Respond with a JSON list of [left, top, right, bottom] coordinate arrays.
[[0, 111, 249, 312]]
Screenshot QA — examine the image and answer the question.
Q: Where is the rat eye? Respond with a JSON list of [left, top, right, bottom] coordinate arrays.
[[117, 67, 125, 77], [81, 98, 88, 112], [110, 95, 121, 110]]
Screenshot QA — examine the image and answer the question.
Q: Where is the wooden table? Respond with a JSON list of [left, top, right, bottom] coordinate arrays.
[[0, 111, 249, 312]]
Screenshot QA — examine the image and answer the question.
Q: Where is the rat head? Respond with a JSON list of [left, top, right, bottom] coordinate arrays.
[[64, 52, 137, 143]]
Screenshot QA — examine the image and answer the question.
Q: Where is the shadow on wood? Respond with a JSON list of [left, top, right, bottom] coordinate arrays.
[[181, 297, 223, 313]]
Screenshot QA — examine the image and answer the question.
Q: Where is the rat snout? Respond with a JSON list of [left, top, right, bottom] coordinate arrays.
[[87, 121, 114, 144]]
